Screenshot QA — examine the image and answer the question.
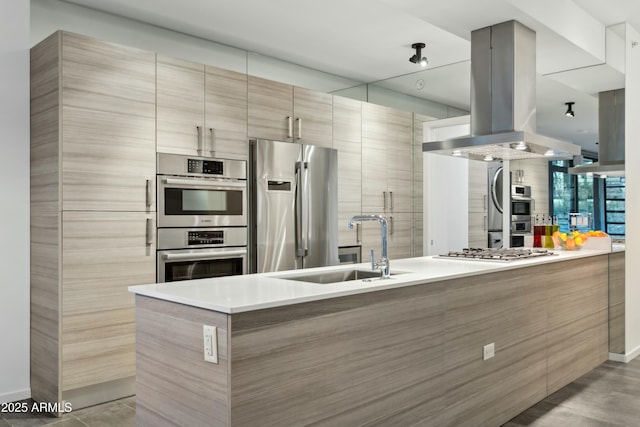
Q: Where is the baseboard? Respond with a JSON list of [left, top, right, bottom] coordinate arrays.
[[0, 387, 31, 403], [61, 376, 135, 411], [608, 344, 640, 363]]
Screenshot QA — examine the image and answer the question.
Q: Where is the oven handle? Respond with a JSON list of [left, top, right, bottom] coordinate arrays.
[[162, 250, 247, 261], [162, 178, 247, 188]]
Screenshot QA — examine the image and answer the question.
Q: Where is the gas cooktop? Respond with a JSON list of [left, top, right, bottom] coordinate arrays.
[[437, 248, 555, 262]]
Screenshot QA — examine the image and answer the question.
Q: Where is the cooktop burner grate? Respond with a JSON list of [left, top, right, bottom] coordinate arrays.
[[437, 248, 555, 262]]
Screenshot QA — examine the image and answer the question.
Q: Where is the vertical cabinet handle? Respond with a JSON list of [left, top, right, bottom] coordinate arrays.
[[296, 118, 302, 140], [390, 191, 394, 212], [383, 191, 387, 211], [483, 215, 487, 231], [287, 116, 293, 139], [145, 179, 152, 209], [209, 128, 215, 156], [390, 216, 394, 235], [145, 218, 153, 246], [196, 125, 204, 156], [356, 223, 361, 244], [483, 194, 487, 211]]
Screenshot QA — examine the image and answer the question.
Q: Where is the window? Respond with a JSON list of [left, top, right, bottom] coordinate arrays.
[[605, 177, 626, 238], [548, 158, 625, 237]]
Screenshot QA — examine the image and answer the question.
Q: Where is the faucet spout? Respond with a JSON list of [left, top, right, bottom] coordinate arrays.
[[348, 214, 390, 278]]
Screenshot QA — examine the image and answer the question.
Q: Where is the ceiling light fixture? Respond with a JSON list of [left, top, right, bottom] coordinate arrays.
[[515, 141, 527, 150], [544, 149, 555, 157], [409, 42, 428, 67], [565, 102, 575, 117], [452, 149, 462, 156], [483, 154, 494, 162]]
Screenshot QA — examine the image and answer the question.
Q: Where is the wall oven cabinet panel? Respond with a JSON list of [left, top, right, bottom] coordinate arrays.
[[61, 211, 155, 391], [61, 32, 156, 212], [157, 57, 249, 160], [156, 55, 205, 156], [205, 66, 248, 159]]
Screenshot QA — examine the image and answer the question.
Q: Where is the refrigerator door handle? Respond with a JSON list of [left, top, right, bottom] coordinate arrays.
[[295, 161, 309, 257], [304, 161, 310, 255]]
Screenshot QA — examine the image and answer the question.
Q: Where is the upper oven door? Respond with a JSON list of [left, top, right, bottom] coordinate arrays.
[[157, 176, 247, 228]]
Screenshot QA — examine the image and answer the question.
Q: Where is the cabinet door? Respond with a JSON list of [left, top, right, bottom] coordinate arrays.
[[61, 211, 156, 391], [61, 33, 156, 212], [205, 65, 248, 160], [387, 108, 412, 213], [248, 75, 293, 141], [361, 103, 388, 213], [333, 96, 362, 246], [468, 160, 488, 247], [388, 213, 412, 260], [293, 87, 333, 147], [156, 55, 205, 156]]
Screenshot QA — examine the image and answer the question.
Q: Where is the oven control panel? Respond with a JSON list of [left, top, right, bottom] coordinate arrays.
[[187, 158, 224, 175], [188, 230, 224, 245]]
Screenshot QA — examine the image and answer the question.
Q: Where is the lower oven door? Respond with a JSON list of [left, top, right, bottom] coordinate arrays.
[[157, 247, 247, 282]]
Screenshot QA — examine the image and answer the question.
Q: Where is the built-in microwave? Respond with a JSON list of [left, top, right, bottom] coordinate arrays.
[[157, 153, 247, 228]]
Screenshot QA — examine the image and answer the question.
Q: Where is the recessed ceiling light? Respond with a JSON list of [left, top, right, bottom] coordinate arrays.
[[483, 154, 493, 162], [544, 149, 554, 157], [515, 142, 527, 150], [452, 149, 462, 156]]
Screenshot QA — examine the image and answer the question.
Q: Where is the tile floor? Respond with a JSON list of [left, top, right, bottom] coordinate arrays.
[[0, 396, 135, 427], [3, 358, 639, 426]]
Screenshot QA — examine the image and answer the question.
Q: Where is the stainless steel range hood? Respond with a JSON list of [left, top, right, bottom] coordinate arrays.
[[423, 20, 582, 161], [569, 89, 625, 177]]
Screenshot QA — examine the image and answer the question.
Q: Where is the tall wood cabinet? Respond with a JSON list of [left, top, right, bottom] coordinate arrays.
[[333, 96, 362, 246], [468, 160, 488, 247], [156, 55, 248, 159], [30, 31, 156, 409], [248, 76, 333, 147], [361, 103, 413, 260]]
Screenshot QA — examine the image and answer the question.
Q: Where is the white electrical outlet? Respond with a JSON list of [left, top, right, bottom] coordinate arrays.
[[203, 325, 218, 364], [483, 343, 495, 360]]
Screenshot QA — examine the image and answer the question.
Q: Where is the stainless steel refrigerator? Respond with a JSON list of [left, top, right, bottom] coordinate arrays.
[[249, 139, 338, 273]]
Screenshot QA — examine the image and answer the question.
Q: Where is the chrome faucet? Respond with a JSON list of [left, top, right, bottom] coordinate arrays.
[[348, 214, 390, 278]]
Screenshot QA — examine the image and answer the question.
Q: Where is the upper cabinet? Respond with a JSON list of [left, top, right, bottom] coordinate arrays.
[[361, 104, 412, 214], [60, 32, 156, 212], [248, 76, 333, 146], [157, 55, 248, 159]]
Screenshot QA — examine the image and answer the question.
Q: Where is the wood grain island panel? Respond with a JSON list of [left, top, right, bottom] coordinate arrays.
[[135, 255, 609, 426]]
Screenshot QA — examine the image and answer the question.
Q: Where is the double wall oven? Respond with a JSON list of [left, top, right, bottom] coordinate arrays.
[[156, 153, 247, 282]]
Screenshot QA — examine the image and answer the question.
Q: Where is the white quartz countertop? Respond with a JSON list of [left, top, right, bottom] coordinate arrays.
[[129, 247, 613, 314]]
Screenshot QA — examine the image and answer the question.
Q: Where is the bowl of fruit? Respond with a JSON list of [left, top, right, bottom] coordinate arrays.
[[552, 230, 588, 250]]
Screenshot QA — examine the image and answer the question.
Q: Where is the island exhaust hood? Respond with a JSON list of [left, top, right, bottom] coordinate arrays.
[[568, 89, 625, 177], [423, 20, 582, 161]]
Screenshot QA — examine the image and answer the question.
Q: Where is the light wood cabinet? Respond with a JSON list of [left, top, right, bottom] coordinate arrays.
[[248, 75, 333, 146], [468, 160, 488, 247], [61, 211, 155, 391], [361, 104, 412, 214], [31, 31, 156, 410], [61, 32, 156, 212], [361, 103, 413, 257], [333, 96, 362, 246], [157, 55, 248, 159]]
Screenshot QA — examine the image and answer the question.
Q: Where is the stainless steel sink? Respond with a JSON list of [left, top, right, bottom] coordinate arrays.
[[276, 268, 401, 284]]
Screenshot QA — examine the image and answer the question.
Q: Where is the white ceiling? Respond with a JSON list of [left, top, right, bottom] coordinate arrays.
[[62, 0, 640, 154]]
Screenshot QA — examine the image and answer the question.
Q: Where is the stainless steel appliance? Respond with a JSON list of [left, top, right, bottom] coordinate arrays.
[[156, 153, 248, 282], [488, 164, 532, 248], [438, 248, 554, 262], [157, 153, 247, 228], [157, 227, 247, 282], [249, 139, 338, 273], [487, 163, 504, 247]]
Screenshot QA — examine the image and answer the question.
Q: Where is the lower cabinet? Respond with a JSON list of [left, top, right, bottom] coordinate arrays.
[[61, 211, 156, 393], [31, 211, 156, 409]]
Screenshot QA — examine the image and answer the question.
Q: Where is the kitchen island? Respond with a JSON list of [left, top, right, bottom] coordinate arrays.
[[130, 248, 611, 426]]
